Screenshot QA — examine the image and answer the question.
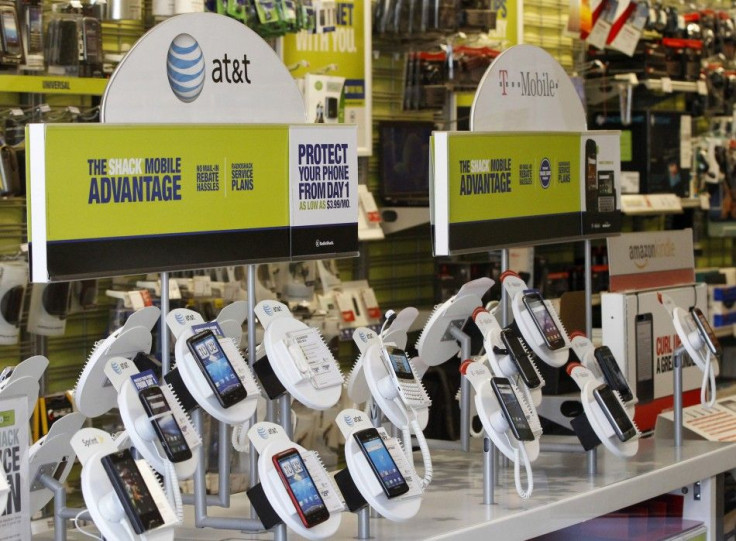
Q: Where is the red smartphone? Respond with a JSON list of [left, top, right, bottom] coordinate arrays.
[[272, 448, 329, 528]]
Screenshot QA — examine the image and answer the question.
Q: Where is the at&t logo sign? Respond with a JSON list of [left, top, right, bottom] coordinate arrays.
[[167, 34, 206, 103]]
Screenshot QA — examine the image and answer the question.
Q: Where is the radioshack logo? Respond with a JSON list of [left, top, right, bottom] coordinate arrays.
[[167, 34, 206, 103], [499, 69, 559, 97], [629, 240, 676, 269], [315, 239, 335, 248]]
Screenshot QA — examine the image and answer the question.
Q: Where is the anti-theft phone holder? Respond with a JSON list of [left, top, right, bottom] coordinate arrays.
[[334, 408, 423, 522], [70, 428, 179, 541], [461, 359, 539, 502], [415, 277, 494, 451], [245, 422, 344, 540], [658, 292, 720, 447], [74, 306, 160, 418], [566, 362, 641, 458], [0, 354, 47, 420]]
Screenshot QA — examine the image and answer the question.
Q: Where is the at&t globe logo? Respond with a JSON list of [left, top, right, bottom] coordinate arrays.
[[167, 34, 205, 103]]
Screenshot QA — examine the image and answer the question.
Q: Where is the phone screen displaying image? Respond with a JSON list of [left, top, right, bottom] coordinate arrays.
[[186, 330, 247, 408], [500, 328, 541, 388], [522, 292, 565, 350], [593, 384, 637, 442], [635, 313, 653, 402], [273, 448, 330, 528], [594, 346, 633, 402], [101, 449, 164, 534], [386, 346, 414, 380], [139, 386, 192, 463], [491, 377, 535, 441], [354, 428, 409, 498], [1, 10, 20, 53]]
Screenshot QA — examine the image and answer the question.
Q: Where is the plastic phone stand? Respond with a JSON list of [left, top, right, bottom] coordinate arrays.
[[75, 306, 160, 417], [262, 315, 342, 410], [348, 309, 417, 405], [28, 412, 86, 513], [0, 376, 39, 420], [118, 378, 199, 479], [485, 329, 545, 406], [0, 468, 7, 513], [472, 378, 540, 463], [672, 307, 720, 376], [362, 342, 429, 430], [258, 441, 341, 540], [2, 354, 48, 384], [506, 280, 569, 368], [570, 334, 637, 408], [81, 449, 176, 541], [343, 435, 421, 521], [579, 380, 639, 458], [416, 278, 493, 366], [173, 327, 258, 425], [216, 300, 248, 346]]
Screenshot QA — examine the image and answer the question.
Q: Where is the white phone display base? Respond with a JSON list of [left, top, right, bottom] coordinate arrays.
[[462, 361, 541, 463], [477, 309, 544, 406], [362, 340, 430, 430], [568, 364, 640, 458], [70, 428, 178, 541], [172, 325, 260, 425], [503, 274, 570, 368], [670, 304, 720, 378], [216, 300, 248, 346], [256, 301, 343, 411], [247, 422, 343, 540], [416, 277, 494, 366], [29, 412, 86, 513], [118, 378, 200, 479], [75, 306, 160, 418], [335, 409, 422, 522], [0, 354, 48, 418], [347, 308, 417, 405]]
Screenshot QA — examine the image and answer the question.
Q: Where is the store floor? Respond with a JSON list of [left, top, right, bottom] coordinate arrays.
[[35, 436, 736, 540]]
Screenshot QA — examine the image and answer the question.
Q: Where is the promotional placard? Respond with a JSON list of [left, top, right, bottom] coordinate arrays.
[[289, 125, 359, 258], [0, 397, 29, 541], [282, 0, 372, 155], [27, 123, 358, 281], [606, 229, 695, 292]]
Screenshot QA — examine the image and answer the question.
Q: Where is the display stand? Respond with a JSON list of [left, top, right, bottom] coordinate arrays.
[[254, 300, 343, 411], [246, 422, 343, 540], [75, 306, 160, 418], [29, 412, 86, 514], [566, 363, 640, 458], [70, 428, 179, 541], [0, 354, 48, 419], [334, 409, 423, 522], [0, 452, 8, 513], [658, 292, 721, 448], [415, 277, 494, 451]]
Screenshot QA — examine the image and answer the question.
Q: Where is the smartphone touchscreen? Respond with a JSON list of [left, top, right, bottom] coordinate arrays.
[[353, 428, 409, 498], [186, 329, 247, 408], [272, 448, 330, 528]]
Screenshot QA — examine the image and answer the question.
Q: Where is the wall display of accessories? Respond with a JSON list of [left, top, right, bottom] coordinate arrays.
[[373, 0, 497, 35]]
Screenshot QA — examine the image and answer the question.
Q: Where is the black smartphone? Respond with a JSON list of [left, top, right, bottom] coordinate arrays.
[[186, 329, 247, 408], [0, 5, 22, 59], [353, 428, 410, 498], [138, 386, 192, 463], [521, 290, 565, 350], [690, 307, 722, 357], [490, 377, 535, 441], [635, 313, 654, 402], [585, 138, 598, 210], [500, 328, 541, 388], [593, 384, 637, 442], [272, 448, 330, 528], [25, 4, 42, 54], [594, 346, 634, 403], [101, 449, 165, 534]]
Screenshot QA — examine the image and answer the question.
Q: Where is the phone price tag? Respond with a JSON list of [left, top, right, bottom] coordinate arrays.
[[286, 328, 343, 389], [162, 383, 202, 451], [302, 451, 345, 513]]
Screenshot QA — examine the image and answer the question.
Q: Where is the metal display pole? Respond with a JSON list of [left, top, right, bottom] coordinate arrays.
[[449, 326, 472, 453], [673, 345, 685, 448], [41, 474, 91, 541], [584, 240, 598, 474], [357, 506, 371, 539], [160, 271, 170, 374], [279, 393, 293, 440], [482, 436, 494, 505]]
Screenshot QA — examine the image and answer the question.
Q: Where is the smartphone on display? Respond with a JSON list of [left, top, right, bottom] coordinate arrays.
[[593, 384, 638, 442], [101, 449, 165, 534], [382, 344, 430, 408], [186, 329, 247, 408], [353, 428, 410, 498], [81, 17, 101, 63], [25, 4, 42, 54], [500, 328, 542, 388], [690, 307, 722, 357], [635, 313, 654, 402], [490, 377, 535, 441], [0, 6, 22, 58], [594, 346, 634, 403], [521, 290, 565, 350], [138, 386, 192, 463], [272, 448, 330, 528]]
